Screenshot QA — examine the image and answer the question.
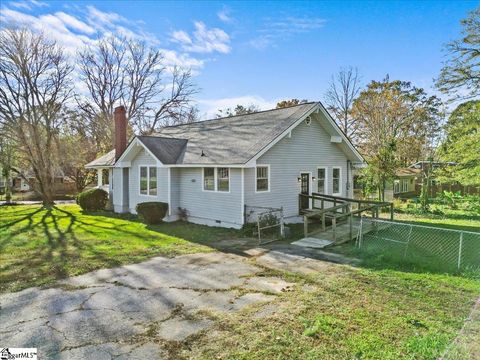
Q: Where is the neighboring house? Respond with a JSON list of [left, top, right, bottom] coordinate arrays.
[[86, 102, 365, 229], [390, 168, 421, 199]]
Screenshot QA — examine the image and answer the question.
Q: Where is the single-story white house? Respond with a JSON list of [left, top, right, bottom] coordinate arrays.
[[86, 102, 365, 229]]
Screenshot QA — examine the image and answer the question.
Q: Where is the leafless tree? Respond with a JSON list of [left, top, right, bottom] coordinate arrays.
[[325, 67, 362, 141], [0, 29, 73, 206], [77, 37, 198, 150]]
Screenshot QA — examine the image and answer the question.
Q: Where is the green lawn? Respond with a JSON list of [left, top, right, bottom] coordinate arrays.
[[0, 204, 239, 293], [192, 264, 480, 360]]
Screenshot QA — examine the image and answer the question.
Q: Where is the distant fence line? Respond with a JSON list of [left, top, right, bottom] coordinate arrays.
[[356, 217, 480, 272]]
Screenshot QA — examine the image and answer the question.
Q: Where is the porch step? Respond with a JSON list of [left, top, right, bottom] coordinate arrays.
[[291, 238, 334, 249]]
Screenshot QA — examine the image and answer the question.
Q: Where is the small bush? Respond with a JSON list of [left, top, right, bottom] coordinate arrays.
[[136, 202, 168, 224], [76, 188, 108, 211]]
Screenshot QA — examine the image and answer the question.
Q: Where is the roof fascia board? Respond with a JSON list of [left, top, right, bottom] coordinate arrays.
[[247, 103, 320, 163]]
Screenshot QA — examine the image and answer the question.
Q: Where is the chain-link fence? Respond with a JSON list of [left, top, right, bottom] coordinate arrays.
[[356, 217, 480, 272]]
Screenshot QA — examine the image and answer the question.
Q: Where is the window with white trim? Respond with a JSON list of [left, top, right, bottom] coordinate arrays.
[[139, 166, 157, 196], [203, 167, 214, 191], [332, 167, 341, 195], [402, 179, 408, 193], [394, 180, 400, 194], [217, 167, 229, 192], [256, 166, 269, 192], [317, 168, 326, 193]]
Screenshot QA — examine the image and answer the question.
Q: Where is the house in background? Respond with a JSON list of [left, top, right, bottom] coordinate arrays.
[[87, 102, 365, 229]]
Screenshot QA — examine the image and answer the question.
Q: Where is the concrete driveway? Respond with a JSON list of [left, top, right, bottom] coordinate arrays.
[[1, 251, 303, 359]]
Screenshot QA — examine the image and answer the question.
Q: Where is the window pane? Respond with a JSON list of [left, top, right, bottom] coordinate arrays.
[[333, 168, 340, 193], [318, 168, 325, 180], [140, 167, 148, 194], [149, 167, 157, 195], [204, 168, 214, 190], [256, 166, 269, 191], [257, 179, 268, 191], [333, 179, 339, 193], [317, 168, 326, 193], [217, 168, 229, 192], [317, 179, 325, 193]]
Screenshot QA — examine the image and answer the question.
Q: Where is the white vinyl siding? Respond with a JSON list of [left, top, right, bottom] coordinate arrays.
[[332, 167, 341, 195], [256, 166, 269, 192], [244, 117, 352, 219]]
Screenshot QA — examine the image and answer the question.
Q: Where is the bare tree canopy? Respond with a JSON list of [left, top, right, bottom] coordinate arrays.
[[0, 28, 73, 205], [325, 67, 362, 141], [77, 36, 198, 150], [352, 77, 443, 200], [276, 99, 308, 108], [436, 7, 480, 100], [216, 104, 260, 118]]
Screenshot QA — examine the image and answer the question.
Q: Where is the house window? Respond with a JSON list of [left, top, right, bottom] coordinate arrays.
[[402, 179, 408, 193], [140, 166, 157, 196], [332, 167, 341, 195], [317, 168, 326, 193], [149, 167, 157, 195], [394, 180, 400, 194], [256, 166, 269, 192], [140, 166, 148, 195], [203, 168, 215, 191], [217, 167, 229, 192]]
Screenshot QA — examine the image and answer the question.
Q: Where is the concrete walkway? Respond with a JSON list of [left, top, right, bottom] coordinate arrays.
[[1, 252, 298, 359]]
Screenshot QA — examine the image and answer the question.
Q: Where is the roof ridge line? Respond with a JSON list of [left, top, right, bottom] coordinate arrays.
[[160, 101, 319, 130]]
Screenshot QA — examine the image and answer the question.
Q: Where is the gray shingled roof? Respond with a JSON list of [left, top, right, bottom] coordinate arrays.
[[137, 136, 187, 164], [86, 102, 321, 167], [154, 102, 318, 165], [85, 150, 115, 168]]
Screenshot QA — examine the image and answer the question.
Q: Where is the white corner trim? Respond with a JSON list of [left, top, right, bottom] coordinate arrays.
[[167, 167, 171, 216], [241, 168, 245, 224]]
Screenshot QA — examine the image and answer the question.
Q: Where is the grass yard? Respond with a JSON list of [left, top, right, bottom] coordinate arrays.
[[190, 264, 480, 360], [0, 204, 239, 293]]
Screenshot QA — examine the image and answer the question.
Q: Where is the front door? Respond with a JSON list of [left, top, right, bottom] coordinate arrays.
[[300, 173, 310, 210]]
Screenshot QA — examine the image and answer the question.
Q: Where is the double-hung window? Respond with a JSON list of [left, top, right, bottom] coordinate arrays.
[[332, 167, 341, 195], [317, 168, 326, 193], [217, 168, 230, 192], [256, 166, 269, 192], [203, 168, 215, 191], [203, 167, 230, 192], [139, 166, 157, 196]]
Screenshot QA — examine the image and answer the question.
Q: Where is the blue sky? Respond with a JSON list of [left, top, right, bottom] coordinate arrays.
[[0, 0, 476, 117]]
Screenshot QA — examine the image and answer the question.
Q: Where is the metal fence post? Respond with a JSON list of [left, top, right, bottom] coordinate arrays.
[[280, 206, 284, 237], [403, 224, 413, 259], [458, 232, 463, 270]]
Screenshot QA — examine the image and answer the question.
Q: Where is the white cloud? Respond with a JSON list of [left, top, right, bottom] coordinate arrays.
[[54, 12, 95, 34], [171, 21, 230, 54], [8, 0, 48, 10], [198, 95, 278, 118], [217, 7, 233, 23], [250, 16, 325, 50]]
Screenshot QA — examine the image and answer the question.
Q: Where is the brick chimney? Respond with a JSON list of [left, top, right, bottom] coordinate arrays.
[[114, 106, 127, 161]]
